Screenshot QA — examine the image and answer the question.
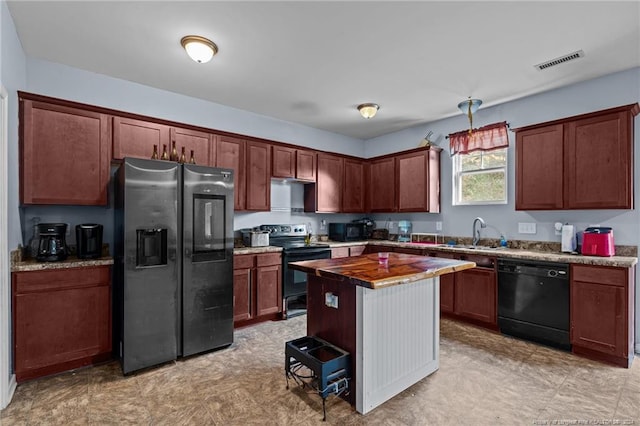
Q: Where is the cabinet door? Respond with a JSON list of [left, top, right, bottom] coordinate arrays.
[[296, 149, 317, 182], [255, 265, 282, 316], [343, 158, 366, 213], [171, 127, 214, 167], [112, 116, 170, 160], [571, 281, 626, 356], [565, 111, 632, 209], [216, 135, 246, 210], [315, 153, 344, 212], [272, 146, 296, 179], [397, 151, 429, 212], [369, 157, 396, 212], [245, 141, 271, 211], [233, 267, 252, 322], [454, 267, 496, 325], [570, 265, 629, 358], [13, 267, 111, 381], [515, 124, 564, 210], [20, 100, 111, 205], [439, 273, 455, 314]]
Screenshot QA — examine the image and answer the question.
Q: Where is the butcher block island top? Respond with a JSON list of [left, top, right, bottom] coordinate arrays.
[[289, 252, 476, 289]]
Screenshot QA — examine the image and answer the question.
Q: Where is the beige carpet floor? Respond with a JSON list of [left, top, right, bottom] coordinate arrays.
[[1, 316, 639, 425]]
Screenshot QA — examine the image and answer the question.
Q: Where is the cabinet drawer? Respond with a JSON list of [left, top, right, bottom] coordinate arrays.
[[572, 265, 627, 286], [234, 254, 255, 270], [14, 266, 110, 294], [459, 254, 496, 269], [256, 252, 282, 267], [349, 245, 366, 257], [331, 247, 350, 258]]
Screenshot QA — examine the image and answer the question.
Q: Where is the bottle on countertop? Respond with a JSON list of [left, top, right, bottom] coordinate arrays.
[[160, 144, 169, 160], [151, 144, 159, 160], [179, 147, 187, 164], [189, 150, 196, 164]]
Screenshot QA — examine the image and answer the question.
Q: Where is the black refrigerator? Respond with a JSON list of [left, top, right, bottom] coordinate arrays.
[[114, 157, 234, 374]]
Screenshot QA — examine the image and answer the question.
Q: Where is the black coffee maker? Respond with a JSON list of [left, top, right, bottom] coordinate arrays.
[[36, 223, 68, 262], [76, 223, 103, 259]]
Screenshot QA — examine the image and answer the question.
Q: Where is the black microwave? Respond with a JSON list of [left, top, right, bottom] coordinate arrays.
[[329, 223, 367, 242]]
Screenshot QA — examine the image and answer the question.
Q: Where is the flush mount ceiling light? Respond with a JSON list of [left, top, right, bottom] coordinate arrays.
[[358, 103, 379, 119], [457, 98, 482, 135], [180, 35, 218, 64]]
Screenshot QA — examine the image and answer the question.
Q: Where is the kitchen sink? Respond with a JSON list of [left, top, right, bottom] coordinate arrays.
[[449, 244, 506, 251]]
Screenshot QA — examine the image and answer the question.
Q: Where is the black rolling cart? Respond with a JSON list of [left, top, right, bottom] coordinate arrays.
[[285, 336, 351, 421]]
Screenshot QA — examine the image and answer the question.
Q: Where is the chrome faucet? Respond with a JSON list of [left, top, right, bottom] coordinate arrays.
[[472, 217, 486, 246]]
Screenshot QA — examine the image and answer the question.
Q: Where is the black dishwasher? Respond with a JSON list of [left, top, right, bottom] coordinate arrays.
[[497, 258, 570, 350]]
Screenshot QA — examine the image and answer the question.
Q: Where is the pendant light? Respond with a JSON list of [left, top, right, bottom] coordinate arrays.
[[181, 35, 218, 64], [358, 103, 379, 119], [457, 98, 482, 135]]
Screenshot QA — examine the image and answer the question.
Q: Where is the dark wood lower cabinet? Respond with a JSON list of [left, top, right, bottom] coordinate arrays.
[[12, 266, 112, 382], [454, 267, 497, 325], [439, 273, 455, 314], [233, 253, 282, 327], [570, 264, 634, 367]]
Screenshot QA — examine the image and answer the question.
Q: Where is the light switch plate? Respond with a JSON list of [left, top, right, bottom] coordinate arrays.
[[518, 222, 537, 234], [436, 221, 443, 231]]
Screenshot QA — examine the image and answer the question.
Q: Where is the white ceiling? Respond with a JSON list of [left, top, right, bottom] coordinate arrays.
[[7, 1, 640, 140]]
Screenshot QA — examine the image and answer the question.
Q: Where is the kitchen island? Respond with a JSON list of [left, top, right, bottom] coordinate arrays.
[[289, 252, 475, 414]]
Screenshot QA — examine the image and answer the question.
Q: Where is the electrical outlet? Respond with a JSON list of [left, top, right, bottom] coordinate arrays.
[[518, 222, 537, 234], [324, 292, 339, 309], [436, 221, 443, 231], [320, 219, 326, 230]]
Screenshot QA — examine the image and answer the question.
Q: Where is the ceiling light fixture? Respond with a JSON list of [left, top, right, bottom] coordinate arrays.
[[181, 35, 218, 64], [358, 103, 379, 119], [457, 98, 482, 135]]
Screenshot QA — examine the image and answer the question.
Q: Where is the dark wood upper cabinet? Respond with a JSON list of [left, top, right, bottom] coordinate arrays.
[[296, 149, 317, 182], [170, 127, 214, 167], [515, 104, 638, 210], [397, 150, 440, 213], [245, 141, 271, 211], [516, 124, 564, 210], [368, 157, 396, 212], [216, 135, 246, 210], [272, 146, 316, 182], [112, 116, 170, 160], [343, 158, 366, 213], [272, 145, 296, 179], [565, 111, 633, 209], [305, 153, 343, 212], [20, 98, 111, 206]]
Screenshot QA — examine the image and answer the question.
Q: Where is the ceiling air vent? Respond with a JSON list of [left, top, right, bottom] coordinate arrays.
[[534, 50, 585, 71]]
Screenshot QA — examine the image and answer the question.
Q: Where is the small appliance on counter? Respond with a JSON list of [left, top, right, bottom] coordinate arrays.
[[329, 222, 367, 242], [241, 228, 270, 247], [76, 223, 104, 259], [581, 227, 615, 257], [397, 221, 412, 242], [560, 224, 576, 253], [35, 223, 68, 262], [352, 217, 375, 239]]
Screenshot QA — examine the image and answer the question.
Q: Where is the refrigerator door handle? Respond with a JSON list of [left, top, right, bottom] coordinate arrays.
[[185, 247, 192, 258]]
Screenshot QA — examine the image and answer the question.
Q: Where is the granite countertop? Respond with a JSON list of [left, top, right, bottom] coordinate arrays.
[[366, 240, 638, 268], [12, 256, 114, 272], [233, 246, 283, 255], [289, 252, 476, 290]]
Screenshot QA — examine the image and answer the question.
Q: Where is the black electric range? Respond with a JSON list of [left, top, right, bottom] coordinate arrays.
[[259, 224, 331, 319]]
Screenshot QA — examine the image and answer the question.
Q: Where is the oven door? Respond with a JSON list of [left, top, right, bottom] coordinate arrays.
[[282, 247, 331, 319]]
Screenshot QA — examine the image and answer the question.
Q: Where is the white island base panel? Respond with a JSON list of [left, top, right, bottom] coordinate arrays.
[[355, 276, 440, 414]]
